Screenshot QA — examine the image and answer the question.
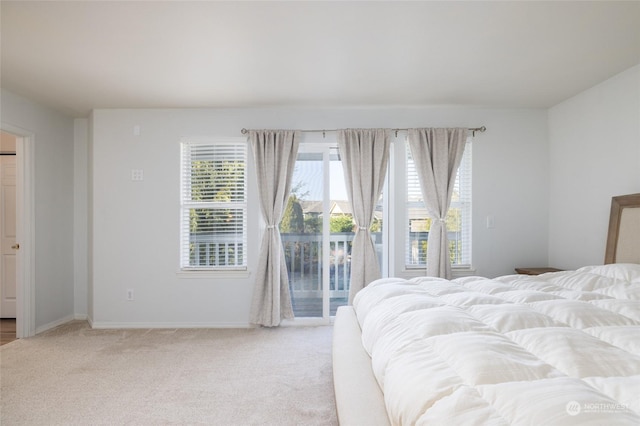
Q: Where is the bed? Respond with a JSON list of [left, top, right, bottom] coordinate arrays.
[[332, 193, 640, 425]]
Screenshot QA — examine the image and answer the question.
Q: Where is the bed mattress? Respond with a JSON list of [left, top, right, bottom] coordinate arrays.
[[352, 264, 640, 425]]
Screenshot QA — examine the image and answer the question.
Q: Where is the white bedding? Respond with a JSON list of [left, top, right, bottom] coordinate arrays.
[[352, 264, 640, 425]]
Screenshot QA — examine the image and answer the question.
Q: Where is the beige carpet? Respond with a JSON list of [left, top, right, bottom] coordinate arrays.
[[0, 321, 338, 425]]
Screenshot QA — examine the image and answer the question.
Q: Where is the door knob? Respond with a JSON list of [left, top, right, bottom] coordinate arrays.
[[11, 243, 19, 250]]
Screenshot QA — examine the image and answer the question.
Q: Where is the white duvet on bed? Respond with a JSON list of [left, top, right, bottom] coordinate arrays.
[[352, 264, 640, 425]]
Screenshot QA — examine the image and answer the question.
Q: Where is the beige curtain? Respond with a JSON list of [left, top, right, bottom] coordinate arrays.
[[249, 130, 300, 327], [407, 128, 467, 279], [338, 129, 390, 303]]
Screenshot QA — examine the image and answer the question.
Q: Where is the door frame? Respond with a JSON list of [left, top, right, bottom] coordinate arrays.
[[1, 123, 35, 338]]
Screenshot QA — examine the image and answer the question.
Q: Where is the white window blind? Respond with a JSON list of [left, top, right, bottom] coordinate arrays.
[[405, 139, 472, 268], [180, 140, 247, 270]]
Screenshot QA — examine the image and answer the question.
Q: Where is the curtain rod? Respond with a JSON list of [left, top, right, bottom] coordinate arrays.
[[241, 126, 486, 137]]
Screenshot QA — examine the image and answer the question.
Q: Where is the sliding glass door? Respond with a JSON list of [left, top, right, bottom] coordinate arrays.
[[280, 143, 366, 319]]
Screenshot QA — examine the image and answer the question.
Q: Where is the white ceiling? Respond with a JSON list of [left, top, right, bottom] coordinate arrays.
[[1, 1, 639, 117]]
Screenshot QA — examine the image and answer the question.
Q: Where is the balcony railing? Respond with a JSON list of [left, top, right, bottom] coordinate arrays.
[[189, 230, 463, 317], [188, 230, 463, 272], [189, 234, 244, 267], [407, 231, 465, 266], [280, 232, 359, 299]]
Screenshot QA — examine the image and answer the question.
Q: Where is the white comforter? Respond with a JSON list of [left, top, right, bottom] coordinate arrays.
[[352, 264, 640, 425]]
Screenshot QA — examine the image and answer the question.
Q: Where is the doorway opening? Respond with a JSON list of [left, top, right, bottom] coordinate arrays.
[[0, 131, 18, 344], [0, 126, 35, 339], [281, 142, 384, 321]]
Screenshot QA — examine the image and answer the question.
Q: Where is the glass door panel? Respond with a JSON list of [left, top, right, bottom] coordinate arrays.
[[328, 151, 350, 315], [281, 151, 325, 318], [282, 144, 384, 318]]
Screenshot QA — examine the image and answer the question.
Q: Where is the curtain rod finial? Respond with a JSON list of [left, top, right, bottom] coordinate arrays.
[[241, 128, 248, 135]]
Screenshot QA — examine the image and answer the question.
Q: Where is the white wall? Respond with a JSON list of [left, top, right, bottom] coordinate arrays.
[[469, 109, 550, 278], [0, 89, 75, 330], [74, 118, 89, 316], [4, 62, 638, 328], [90, 107, 549, 326], [548, 64, 640, 269]]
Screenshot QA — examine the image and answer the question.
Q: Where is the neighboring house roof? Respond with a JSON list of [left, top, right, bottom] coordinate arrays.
[[299, 200, 353, 216], [300, 199, 383, 220], [299, 200, 323, 214], [330, 200, 352, 215]]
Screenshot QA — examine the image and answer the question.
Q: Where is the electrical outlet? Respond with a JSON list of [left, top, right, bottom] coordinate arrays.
[[127, 289, 134, 301]]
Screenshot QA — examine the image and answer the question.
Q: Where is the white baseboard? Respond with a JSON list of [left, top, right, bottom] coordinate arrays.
[[35, 314, 77, 334], [32, 316, 340, 331], [280, 317, 332, 327], [89, 321, 253, 329]]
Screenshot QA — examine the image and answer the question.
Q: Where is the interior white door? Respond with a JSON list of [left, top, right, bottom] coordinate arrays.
[[0, 155, 17, 318]]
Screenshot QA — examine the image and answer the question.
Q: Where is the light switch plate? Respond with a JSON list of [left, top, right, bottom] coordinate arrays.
[[131, 169, 144, 181], [486, 215, 495, 229]]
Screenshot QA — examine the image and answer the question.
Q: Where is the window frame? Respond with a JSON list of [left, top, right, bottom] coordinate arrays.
[[179, 137, 248, 272], [402, 136, 473, 272]]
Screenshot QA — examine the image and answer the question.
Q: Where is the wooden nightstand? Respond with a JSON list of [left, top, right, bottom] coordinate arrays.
[[515, 267, 563, 276]]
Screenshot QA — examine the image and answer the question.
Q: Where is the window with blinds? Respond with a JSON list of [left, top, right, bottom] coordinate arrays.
[[180, 139, 247, 270], [405, 139, 472, 268]]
